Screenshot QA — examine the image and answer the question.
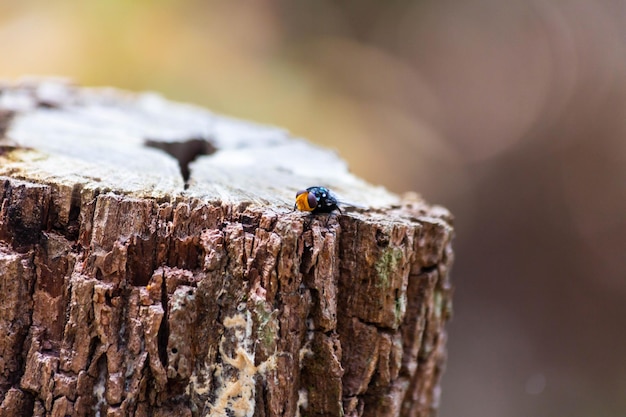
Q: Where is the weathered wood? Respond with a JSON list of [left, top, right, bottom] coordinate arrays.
[[0, 79, 454, 417]]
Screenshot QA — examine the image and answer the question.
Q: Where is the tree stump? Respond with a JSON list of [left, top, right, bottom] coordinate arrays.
[[0, 79, 454, 417]]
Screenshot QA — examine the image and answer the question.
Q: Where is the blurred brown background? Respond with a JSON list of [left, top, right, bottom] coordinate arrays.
[[2, 1, 625, 416]]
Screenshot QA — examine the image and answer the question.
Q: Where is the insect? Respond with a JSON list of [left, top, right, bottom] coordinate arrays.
[[294, 186, 343, 214]]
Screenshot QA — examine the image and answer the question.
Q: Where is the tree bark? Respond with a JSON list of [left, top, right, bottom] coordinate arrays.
[[0, 79, 454, 417]]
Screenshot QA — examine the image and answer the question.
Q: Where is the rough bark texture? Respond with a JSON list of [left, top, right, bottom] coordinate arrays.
[[0, 79, 454, 417]]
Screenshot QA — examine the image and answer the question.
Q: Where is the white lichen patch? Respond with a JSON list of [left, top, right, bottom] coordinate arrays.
[[93, 357, 108, 417], [223, 314, 247, 330], [295, 388, 309, 417], [203, 312, 277, 417], [298, 344, 313, 367]]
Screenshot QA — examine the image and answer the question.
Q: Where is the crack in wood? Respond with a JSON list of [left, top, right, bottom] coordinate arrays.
[[144, 137, 215, 186], [157, 270, 170, 370]]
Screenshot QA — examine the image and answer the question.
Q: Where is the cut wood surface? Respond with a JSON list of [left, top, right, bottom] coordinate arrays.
[[0, 79, 454, 417]]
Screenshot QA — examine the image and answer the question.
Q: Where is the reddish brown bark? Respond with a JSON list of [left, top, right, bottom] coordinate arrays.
[[0, 79, 454, 417]]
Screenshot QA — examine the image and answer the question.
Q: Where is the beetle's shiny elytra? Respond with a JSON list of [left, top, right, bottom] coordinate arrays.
[[294, 186, 341, 214]]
